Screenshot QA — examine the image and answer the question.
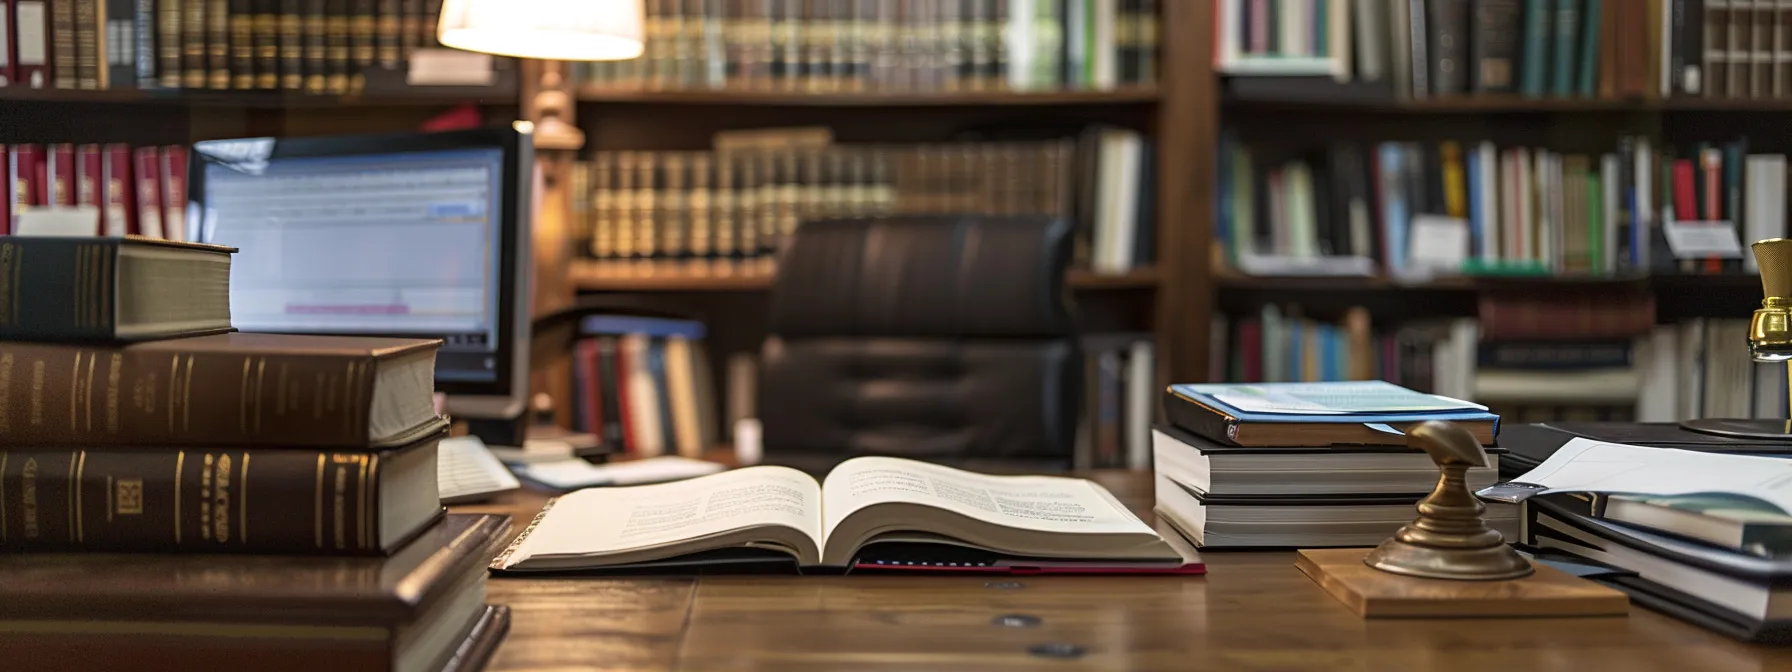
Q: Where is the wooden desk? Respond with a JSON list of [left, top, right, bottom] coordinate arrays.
[[455, 471, 1792, 671]]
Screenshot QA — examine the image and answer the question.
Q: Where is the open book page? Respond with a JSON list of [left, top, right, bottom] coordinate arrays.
[[498, 466, 823, 568], [819, 457, 1156, 538], [1489, 438, 1792, 514]]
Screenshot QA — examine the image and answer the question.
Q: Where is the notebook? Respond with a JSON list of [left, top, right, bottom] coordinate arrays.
[[438, 436, 522, 504], [1164, 381, 1500, 447]]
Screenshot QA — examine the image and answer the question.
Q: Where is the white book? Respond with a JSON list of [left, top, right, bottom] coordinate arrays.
[[1286, 162, 1318, 258], [1389, 0, 1412, 97], [1329, 0, 1354, 82], [1352, 0, 1385, 81], [1601, 154, 1620, 274], [1124, 340, 1154, 470], [623, 334, 664, 457], [1476, 141, 1500, 262], [1678, 319, 1707, 420], [1091, 0, 1116, 88], [1283, 0, 1309, 56], [1516, 148, 1533, 262], [1636, 138, 1654, 269], [1746, 155, 1788, 272], [1636, 326, 1681, 423], [1004, 0, 1036, 90]]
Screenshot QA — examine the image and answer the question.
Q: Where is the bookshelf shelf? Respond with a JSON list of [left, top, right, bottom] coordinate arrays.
[[574, 87, 1160, 107], [1216, 272, 1762, 293], [0, 88, 517, 108], [570, 262, 1161, 292], [1222, 93, 1792, 114]]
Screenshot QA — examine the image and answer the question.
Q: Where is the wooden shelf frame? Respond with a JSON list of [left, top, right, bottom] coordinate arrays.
[[569, 262, 1162, 292], [1221, 93, 1792, 113], [575, 86, 1160, 107], [0, 88, 518, 108]]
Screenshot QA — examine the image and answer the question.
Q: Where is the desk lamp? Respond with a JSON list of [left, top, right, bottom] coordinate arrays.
[[436, 0, 643, 150], [1683, 238, 1792, 438]]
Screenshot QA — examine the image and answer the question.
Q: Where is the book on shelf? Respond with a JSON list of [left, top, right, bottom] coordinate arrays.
[[571, 0, 1158, 94], [573, 133, 1153, 277], [1163, 380, 1499, 447], [1220, 0, 1770, 102], [0, 513, 510, 671], [6, 143, 195, 242], [0, 236, 233, 341], [1216, 132, 1787, 279], [492, 456, 1203, 575], [0, 0, 503, 93], [0, 432, 445, 554], [568, 315, 718, 461], [0, 332, 449, 449]]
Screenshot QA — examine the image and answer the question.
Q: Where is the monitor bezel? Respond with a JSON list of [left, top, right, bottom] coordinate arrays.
[[188, 125, 534, 420]]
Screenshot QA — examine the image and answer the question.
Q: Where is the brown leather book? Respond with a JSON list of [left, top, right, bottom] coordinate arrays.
[[230, 0, 254, 87], [0, 513, 510, 672], [182, 0, 207, 88], [49, 0, 75, 88], [0, 332, 449, 449], [0, 432, 444, 554], [207, 0, 230, 88]]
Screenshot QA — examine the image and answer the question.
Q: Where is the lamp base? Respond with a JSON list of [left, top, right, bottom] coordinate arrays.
[[1679, 418, 1792, 440]]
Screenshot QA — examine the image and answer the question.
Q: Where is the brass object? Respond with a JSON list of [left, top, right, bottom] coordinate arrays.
[[1364, 421, 1533, 581], [1683, 238, 1792, 438]]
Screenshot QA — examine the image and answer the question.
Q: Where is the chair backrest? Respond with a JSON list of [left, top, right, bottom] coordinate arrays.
[[759, 215, 1079, 471]]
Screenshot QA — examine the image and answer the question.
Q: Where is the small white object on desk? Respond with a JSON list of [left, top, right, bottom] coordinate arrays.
[[438, 435, 522, 504], [512, 456, 726, 490], [734, 418, 762, 466]]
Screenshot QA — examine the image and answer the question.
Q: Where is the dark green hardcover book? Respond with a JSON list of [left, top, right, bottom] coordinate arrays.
[[0, 237, 235, 342], [1577, 0, 1601, 95], [1518, 0, 1551, 96], [1550, 0, 1578, 96]]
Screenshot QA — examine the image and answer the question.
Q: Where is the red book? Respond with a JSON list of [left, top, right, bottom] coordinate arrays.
[[76, 144, 102, 235], [575, 339, 601, 433], [1702, 148, 1723, 274], [12, 0, 49, 88], [613, 337, 635, 456], [46, 143, 73, 207], [160, 146, 188, 241], [10, 143, 42, 212], [103, 144, 132, 236], [1673, 159, 1696, 222], [132, 146, 164, 238]]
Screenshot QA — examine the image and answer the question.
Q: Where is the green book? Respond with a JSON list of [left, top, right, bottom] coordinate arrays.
[[1551, 0, 1579, 97], [1577, 0, 1602, 96], [1519, 0, 1552, 96], [1587, 165, 1604, 272]]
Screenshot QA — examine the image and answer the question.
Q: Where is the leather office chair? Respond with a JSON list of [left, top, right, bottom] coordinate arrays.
[[759, 215, 1080, 473]]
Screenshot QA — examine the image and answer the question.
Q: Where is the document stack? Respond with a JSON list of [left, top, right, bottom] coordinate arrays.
[[1153, 381, 1518, 548], [0, 236, 509, 672], [1502, 439, 1792, 643]]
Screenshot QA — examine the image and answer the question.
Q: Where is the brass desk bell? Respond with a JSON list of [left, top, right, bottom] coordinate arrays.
[[1683, 238, 1792, 439]]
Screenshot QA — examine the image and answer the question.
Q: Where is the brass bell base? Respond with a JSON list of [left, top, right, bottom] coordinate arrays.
[[1680, 418, 1792, 440], [1363, 537, 1534, 582]]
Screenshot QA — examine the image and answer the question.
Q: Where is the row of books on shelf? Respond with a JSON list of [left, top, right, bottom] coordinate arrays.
[[567, 316, 721, 461], [1218, 133, 1789, 278], [571, 129, 1155, 275], [1208, 300, 1784, 425], [1219, 0, 1781, 102], [1, 143, 190, 238], [1, 0, 454, 94], [572, 0, 1159, 93]]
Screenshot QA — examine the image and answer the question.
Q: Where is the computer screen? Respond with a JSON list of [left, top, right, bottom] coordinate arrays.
[[190, 127, 533, 419]]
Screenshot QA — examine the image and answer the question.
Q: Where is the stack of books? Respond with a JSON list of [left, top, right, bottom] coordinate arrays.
[[0, 236, 510, 672], [1502, 439, 1792, 642], [1153, 380, 1517, 548]]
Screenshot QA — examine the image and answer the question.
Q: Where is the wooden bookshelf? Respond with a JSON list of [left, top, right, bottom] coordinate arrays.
[[0, 88, 517, 108], [570, 261, 1162, 292], [1223, 93, 1792, 114], [575, 87, 1161, 107]]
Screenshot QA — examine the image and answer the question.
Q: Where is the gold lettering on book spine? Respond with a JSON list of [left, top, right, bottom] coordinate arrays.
[[239, 453, 250, 544], [104, 354, 120, 433], [314, 453, 325, 549], [364, 454, 378, 550], [28, 359, 44, 427], [199, 453, 212, 541], [69, 351, 81, 433], [212, 453, 231, 543], [0, 352, 15, 433], [356, 454, 368, 550], [173, 451, 184, 544], [21, 458, 37, 539], [83, 351, 96, 432], [333, 462, 347, 550]]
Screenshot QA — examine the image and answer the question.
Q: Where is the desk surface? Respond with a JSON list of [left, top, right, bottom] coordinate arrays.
[[453, 471, 1792, 671]]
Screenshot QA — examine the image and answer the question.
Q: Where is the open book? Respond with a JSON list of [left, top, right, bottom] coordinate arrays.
[[491, 457, 1203, 574]]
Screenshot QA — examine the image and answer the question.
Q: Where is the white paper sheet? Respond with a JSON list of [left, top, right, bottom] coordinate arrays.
[[1492, 438, 1792, 514]]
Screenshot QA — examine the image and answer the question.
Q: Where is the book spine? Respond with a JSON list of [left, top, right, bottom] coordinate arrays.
[[1472, 0, 1521, 92], [324, 0, 346, 92], [48, 0, 71, 87], [254, 0, 277, 87], [420, 0, 439, 47], [399, 0, 421, 59], [230, 0, 251, 87], [181, 0, 203, 87], [106, 0, 135, 88], [15, 1, 49, 88], [278, 0, 300, 88], [0, 2, 13, 86], [132, 146, 163, 239], [349, 0, 372, 91], [133, 0, 157, 87], [46, 142, 72, 206], [9, 145, 41, 216], [157, 0, 180, 86], [0, 445, 401, 554], [0, 335, 387, 448], [102, 144, 130, 236], [207, 0, 228, 88], [159, 145, 187, 241], [375, 0, 397, 67], [72, 0, 99, 88], [302, 0, 323, 91]]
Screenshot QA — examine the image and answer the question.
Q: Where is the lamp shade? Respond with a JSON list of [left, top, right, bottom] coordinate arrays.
[[437, 0, 644, 61]]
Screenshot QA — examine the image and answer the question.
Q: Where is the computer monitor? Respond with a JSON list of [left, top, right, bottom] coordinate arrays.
[[188, 125, 534, 421]]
